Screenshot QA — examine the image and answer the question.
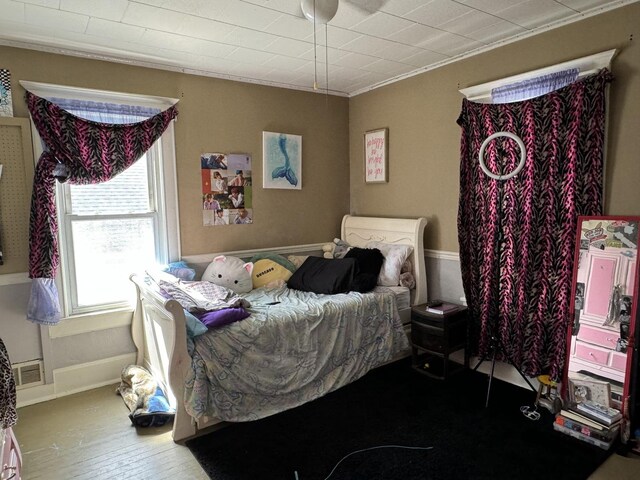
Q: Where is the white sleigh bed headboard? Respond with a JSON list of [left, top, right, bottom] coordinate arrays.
[[341, 215, 428, 307]]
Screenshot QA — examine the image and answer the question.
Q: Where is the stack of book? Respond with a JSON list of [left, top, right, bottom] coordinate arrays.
[[554, 401, 622, 449]]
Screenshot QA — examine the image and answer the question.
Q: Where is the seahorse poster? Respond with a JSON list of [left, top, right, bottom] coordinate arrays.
[[262, 131, 302, 190], [0, 69, 13, 117]]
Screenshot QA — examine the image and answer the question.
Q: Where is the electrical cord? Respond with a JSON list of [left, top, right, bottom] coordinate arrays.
[[294, 444, 434, 480]]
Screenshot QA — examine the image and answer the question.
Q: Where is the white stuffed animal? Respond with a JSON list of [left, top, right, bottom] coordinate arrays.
[[202, 255, 254, 293]]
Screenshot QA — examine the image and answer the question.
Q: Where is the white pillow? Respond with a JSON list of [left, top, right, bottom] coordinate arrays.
[[365, 241, 413, 287]]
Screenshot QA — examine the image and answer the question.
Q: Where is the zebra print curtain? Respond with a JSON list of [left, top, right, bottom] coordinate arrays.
[[457, 69, 612, 380], [25, 91, 178, 325]]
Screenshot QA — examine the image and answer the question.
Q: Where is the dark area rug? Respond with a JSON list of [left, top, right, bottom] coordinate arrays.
[[186, 358, 612, 480]]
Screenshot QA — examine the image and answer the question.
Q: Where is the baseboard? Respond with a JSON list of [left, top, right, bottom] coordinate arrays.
[[16, 383, 56, 408], [17, 352, 136, 407], [53, 352, 136, 396]]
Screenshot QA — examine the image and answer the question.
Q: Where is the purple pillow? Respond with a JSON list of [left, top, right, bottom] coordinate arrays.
[[196, 307, 250, 328]]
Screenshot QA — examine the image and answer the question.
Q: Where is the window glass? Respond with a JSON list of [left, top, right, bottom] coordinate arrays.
[[71, 217, 156, 307], [68, 157, 151, 215]]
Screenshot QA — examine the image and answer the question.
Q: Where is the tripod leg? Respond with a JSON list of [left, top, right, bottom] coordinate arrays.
[[496, 338, 537, 392], [473, 354, 487, 372]]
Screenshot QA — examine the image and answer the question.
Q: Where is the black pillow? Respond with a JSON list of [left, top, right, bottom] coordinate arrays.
[[344, 247, 384, 293], [287, 256, 357, 294]]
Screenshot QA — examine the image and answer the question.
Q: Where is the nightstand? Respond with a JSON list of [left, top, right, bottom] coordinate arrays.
[[411, 304, 468, 379]]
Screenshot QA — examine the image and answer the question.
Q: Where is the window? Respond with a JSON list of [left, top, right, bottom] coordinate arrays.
[[22, 81, 179, 317]]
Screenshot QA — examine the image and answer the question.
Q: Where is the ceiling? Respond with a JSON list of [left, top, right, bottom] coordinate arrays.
[[0, 0, 635, 97]]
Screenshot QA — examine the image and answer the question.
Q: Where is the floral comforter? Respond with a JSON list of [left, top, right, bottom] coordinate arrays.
[[183, 285, 409, 422]]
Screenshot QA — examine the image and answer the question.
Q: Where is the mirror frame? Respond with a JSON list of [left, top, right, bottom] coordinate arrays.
[[565, 215, 640, 425]]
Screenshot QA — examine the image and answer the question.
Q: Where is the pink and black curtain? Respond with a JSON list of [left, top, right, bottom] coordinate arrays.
[[26, 91, 178, 325], [457, 69, 612, 380]]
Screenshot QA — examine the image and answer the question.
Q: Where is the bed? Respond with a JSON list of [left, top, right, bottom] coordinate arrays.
[[129, 215, 427, 442]]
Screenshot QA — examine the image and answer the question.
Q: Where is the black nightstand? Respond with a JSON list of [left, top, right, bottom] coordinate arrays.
[[411, 304, 469, 379]]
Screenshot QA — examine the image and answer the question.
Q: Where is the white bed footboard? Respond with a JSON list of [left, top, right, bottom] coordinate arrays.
[[130, 274, 202, 442]]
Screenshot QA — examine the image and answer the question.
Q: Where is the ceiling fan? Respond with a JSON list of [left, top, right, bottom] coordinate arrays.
[[299, 0, 389, 91], [299, 0, 388, 23]]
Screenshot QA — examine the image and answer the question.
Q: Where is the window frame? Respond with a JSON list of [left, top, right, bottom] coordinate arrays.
[[21, 80, 180, 318]]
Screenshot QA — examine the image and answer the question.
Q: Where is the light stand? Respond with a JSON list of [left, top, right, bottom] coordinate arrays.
[[473, 132, 536, 407]]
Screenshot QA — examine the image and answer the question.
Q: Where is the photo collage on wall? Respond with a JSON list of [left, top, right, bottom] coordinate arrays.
[[201, 153, 252, 226]]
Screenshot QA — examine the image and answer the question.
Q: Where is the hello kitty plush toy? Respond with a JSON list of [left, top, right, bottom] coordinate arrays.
[[201, 255, 254, 293]]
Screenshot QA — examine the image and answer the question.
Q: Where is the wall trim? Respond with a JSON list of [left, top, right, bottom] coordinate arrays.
[[424, 249, 460, 262], [0, 272, 30, 286], [183, 242, 325, 265], [48, 308, 133, 339]]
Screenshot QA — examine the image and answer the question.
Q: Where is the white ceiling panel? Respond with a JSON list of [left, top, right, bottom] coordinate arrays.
[[173, 16, 237, 43], [437, 9, 503, 35], [381, 0, 433, 17], [496, 0, 574, 29], [24, 4, 88, 33], [60, 0, 129, 22], [466, 20, 528, 44], [86, 18, 146, 43], [222, 26, 278, 50], [386, 22, 442, 46], [400, 49, 449, 68], [265, 37, 313, 58], [20, 0, 60, 7], [265, 15, 314, 40], [405, 0, 473, 27], [351, 11, 415, 38], [455, 0, 529, 14], [0, 0, 634, 96], [0, 0, 25, 22]]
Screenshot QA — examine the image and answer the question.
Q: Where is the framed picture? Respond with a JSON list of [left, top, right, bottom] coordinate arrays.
[[568, 377, 611, 407], [263, 131, 302, 190], [364, 128, 388, 183]]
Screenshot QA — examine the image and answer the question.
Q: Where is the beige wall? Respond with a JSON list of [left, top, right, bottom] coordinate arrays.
[[349, 2, 640, 252], [0, 46, 350, 262]]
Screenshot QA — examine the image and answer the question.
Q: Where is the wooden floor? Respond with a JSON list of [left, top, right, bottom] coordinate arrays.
[[13, 385, 640, 480], [14, 384, 208, 480]]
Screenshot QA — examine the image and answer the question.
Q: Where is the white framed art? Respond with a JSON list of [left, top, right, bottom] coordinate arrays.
[[364, 128, 388, 183], [262, 131, 302, 190]]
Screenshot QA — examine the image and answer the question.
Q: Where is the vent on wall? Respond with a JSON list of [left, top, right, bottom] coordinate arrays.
[[12, 360, 44, 389]]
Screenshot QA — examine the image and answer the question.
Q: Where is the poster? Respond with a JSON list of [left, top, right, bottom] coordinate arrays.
[[201, 153, 252, 226], [263, 132, 302, 190]]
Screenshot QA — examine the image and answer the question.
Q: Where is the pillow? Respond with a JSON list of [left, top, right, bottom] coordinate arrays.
[[202, 255, 254, 293], [365, 241, 414, 287], [344, 247, 384, 293], [250, 253, 297, 289], [287, 255, 309, 269], [196, 307, 250, 328], [184, 311, 208, 337], [162, 261, 196, 281], [287, 256, 357, 294], [399, 271, 416, 289], [250, 253, 297, 273], [252, 259, 294, 288]]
